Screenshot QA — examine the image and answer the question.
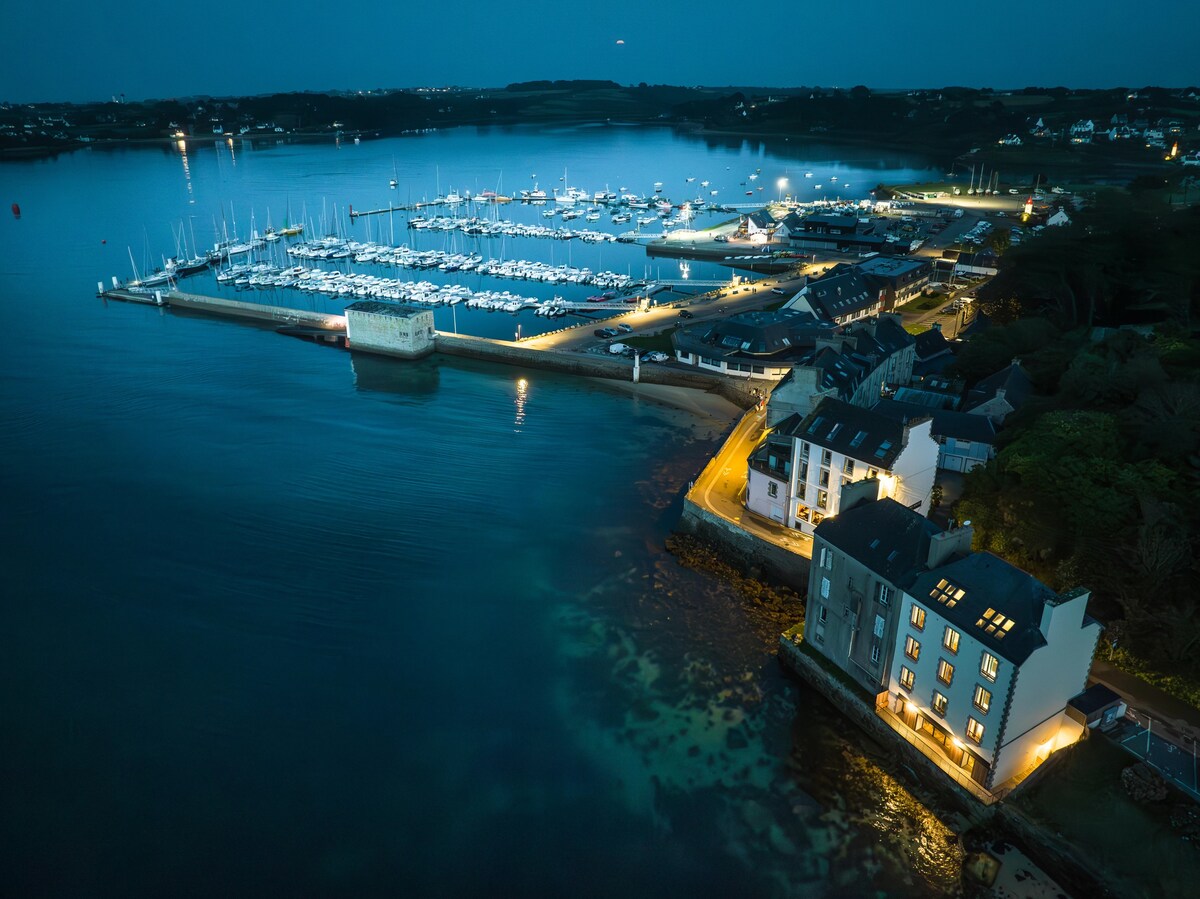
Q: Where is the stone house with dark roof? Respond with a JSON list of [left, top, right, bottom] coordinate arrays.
[[964, 360, 1032, 424], [785, 265, 884, 325], [767, 314, 915, 423], [855, 255, 933, 311], [913, 324, 954, 376]]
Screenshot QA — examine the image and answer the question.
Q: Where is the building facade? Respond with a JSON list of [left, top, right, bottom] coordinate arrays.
[[885, 556, 1100, 793], [746, 397, 938, 533], [785, 265, 885, 325], [766, 315, 915, 423], [805, 496, 1102, 800]]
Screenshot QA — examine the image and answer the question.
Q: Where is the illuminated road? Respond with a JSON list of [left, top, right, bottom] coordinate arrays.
[[522, 262, 817, 353], [687, 406, 813, 560]]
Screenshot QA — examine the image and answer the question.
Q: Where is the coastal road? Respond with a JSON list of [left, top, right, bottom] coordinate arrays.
[[687, 406, 813, 560], [522, 260, 815, 353]]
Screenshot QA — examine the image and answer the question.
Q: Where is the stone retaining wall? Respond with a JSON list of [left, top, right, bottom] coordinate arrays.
[[679, 500, 811, 588], [435, 333, 758, 407]]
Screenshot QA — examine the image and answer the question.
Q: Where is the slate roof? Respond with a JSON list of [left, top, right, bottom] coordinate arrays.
[[913, 326, 953, 361], [673, 309, 836, 361], [872, 399, 997, 444], [800, 268, 879, 320], [909, 552, 1055, 665], [746, 211, 777, 230], [783, 316, 915, 399], [785, 397, 913, 468], [814, 497, 944, 588], [965, 361, 1032, 413]]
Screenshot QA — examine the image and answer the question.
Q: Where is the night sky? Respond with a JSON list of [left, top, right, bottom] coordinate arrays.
[[3, 0, 1196, 102]]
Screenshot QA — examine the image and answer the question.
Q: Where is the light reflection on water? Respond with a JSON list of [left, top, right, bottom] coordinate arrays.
[[514, 377, 528, 430], [0, 125, 962, 897]]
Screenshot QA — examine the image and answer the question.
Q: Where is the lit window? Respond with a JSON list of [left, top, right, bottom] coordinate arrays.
[[930, 578, 966, 608], [973, 684, 992, 714], [966, 717, 985, 744], [904, 636, 921, 661], [943, 627, 960, 654], [937, 659, 955, 686], [909, 605, 926, 630], [980, 652, 999, 682], [767, 481, 778, 498], [898, 666, 915, 690], [820, 577, 830, 599], [975, 607, 1018, 640], [817, 490, 828, 509], [931, 691, 948, 717]]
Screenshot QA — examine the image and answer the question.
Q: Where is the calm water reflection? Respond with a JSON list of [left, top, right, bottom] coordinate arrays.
[[0, 127, 960, 897]]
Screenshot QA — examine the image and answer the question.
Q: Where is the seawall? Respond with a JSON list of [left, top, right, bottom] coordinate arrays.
[[434, 332, 759, 408], [679, 500, 812, 587]]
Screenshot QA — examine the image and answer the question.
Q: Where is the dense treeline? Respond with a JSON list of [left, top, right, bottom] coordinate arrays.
[[950, 200, 1200, 695], [978, 190, 1200, 329]]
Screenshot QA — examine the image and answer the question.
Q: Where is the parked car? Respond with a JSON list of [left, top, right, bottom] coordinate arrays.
[[771, 287, 787, 296], [642, 351, 670, 363], [593, 328, 610, 338], [594, 327, 620, 339], [677, 309, 694, 319], [616, 323, 633, 333], [608, 343, 630, 355]]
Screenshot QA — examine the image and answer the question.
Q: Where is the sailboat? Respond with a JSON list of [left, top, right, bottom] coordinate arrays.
[[277, 198, 304, 236]]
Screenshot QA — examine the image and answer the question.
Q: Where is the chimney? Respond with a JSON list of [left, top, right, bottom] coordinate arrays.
[[839, 477, 882, 512], [927, 523, 974, 569]]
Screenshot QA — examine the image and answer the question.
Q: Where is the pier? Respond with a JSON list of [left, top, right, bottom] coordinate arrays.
[[99, 286, 756, 406], [103, 288, 348, 330]]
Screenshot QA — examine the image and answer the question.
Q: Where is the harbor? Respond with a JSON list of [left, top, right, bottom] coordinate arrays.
[[7, 124, 1027, 898]]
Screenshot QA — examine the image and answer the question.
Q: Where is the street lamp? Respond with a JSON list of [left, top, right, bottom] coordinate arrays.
[[777, 177, 788, 202]]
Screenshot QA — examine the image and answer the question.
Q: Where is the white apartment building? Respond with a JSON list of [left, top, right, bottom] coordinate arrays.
[[884, 553, 1101, 796], [746, 397, 938, 534]]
